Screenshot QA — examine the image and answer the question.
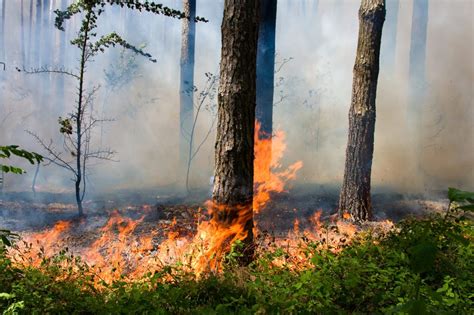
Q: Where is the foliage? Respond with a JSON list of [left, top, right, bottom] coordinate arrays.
[[1, 189, 472, 314], [0, 145, 43, 174]]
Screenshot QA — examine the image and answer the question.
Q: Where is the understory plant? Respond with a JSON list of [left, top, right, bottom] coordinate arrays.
[[0, 188, 472, 314]]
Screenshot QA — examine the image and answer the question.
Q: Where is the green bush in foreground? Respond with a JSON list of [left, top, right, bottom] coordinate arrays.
[[1, 189, 473, 314]]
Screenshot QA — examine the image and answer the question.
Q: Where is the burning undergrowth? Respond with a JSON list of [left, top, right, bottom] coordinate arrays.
[[4, 123, 396, 284]]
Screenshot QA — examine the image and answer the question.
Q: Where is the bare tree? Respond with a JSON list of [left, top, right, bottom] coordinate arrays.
[[212, 0, 260, 264], [23, 0, 192, 215], [338, 0, 385, 222], [185, 72, 218, 192]]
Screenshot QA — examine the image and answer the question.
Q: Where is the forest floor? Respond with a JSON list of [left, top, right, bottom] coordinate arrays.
[[0, 183, 448, 235]]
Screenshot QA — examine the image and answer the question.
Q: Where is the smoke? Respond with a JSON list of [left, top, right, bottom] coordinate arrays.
[[0, 0, 472, 196]]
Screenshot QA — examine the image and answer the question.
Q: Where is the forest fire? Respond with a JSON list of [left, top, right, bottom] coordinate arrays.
[[6, 123, 342, 282]]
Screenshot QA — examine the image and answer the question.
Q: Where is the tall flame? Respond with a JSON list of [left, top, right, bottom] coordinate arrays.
[[10, 121, 308, 281]]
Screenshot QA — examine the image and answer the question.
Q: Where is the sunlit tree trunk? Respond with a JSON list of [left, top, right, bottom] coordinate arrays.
[[179, 0, 196, 189], [212, 0, 259, 264], [338, 0, 385, 222]]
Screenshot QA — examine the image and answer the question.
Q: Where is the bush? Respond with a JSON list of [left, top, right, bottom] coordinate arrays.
[[1, 196, 472, 314]]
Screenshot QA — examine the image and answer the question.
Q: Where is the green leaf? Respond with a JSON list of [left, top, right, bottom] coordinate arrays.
[[448, 187, 474, 203], [407, 241, 438, 274]]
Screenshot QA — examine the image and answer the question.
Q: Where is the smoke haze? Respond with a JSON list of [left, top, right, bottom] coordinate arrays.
[[0, 0, 472, 196]]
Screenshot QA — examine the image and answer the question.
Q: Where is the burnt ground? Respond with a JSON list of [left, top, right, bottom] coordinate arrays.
[[0, 184, 448, 236]]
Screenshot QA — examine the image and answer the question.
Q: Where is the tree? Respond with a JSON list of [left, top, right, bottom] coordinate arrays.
[[25, 0, 191, 216], [211, 0, 260, 264], [255, 0, 277, 180], [338, 0, 385, 222], [381, 0, 399, 72], [408, 0, 429, 184], [179, 0, 196, 185]]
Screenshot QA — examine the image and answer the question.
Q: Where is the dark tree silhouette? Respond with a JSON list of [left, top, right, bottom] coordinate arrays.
[[256, 0, 277, 137], [338, 0, 385, 222], [212, 0, 260, 264]]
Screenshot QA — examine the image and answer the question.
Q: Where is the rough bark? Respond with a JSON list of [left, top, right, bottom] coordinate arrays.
[[179, 0, 196, 184], [256, 0, 277, 138], [338, 0, 385, 222], [212, 0, 260, 263]]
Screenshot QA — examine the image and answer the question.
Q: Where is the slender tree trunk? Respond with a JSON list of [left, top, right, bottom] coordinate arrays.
[[27, 0, 33, 66], [21, 0, 26, 66], [179, 0, 196, 187], [408, 0, 429, 184], [0, 0, 6, 64], [256, 0, 277, 135], [212, 0, 260, 264], [57, 0, 67, 112], [338, 0, 385, 222], [35, 0, 42, 67], [381, 0, 399, 72], [256, 0, 277, 181], [74, 11, 92, 217]]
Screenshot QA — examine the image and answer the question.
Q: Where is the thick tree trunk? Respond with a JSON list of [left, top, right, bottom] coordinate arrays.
[[338, 0, 385, 222], [212, 0, 259, 264], [179, 0, 196, 186]]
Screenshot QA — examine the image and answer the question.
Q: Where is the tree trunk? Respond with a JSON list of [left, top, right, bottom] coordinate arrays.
[[56, 0, 67, 112], [256, 0, 277, 182], [179, 0, 196, 186], [408, 0, 429, 185], [0, 0, 5, 64], [256, 0, 277, 135], [21, 0, 26, 66], [338, 0, 385, 222], [381, 0, 399, 72], [35, 0, 42, 67], [27, 0, 33, 66], [212, 0, 260, 264]]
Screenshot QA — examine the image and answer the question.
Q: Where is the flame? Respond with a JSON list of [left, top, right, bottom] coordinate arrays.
[[253, 122, 303, 213], [5, 121, 395, 283]]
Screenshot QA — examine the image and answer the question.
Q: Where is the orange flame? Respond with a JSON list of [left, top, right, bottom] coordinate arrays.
[[10, 121, 334, 282]]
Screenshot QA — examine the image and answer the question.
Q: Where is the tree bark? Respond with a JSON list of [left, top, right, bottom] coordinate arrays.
[[338, 0, 385, 222], [212, 0, 260, 263], [179, 0, 196, 186]]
